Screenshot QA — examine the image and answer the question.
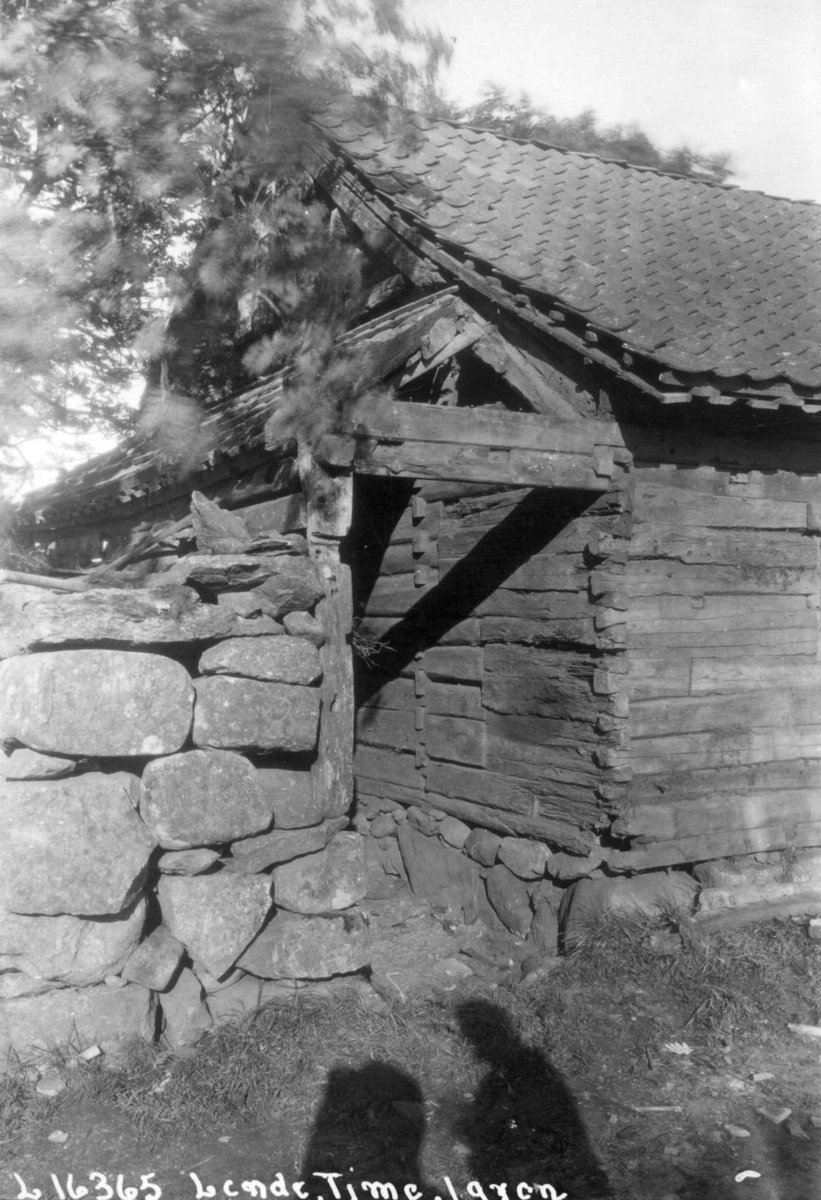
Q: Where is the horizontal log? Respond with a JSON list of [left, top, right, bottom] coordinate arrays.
[[334, 436, 611, 490], [631, 726, 821, 776], [354, 746, 423, 789], [428, 759, 605, 829], [356, 706, 417, 752], [628, 757, 821, 803], [481, 617, 597, 648], [388, 502, 443, 544], [627, 657, 692, 702], [621, 561, 817, 598], [622, 423, 821, 475], [631, 686, 821, 740], [343, 398, 622, 455], [419, 792, 598, 854], [485, 710, 599, 749], [627, 524, 817, 568], [632, 593, 812, 620], [482, 676, 600, 722], [690, 657, 821, 695], [614, 788, 821, 842], [607, 819, 821, 872], [355, 778, 425, 806], [404, 646, 484, 683], [428, 682, 484, 720], [634, 462, 821, 504], [630, 626, 816, 653], [438, 556, 588, 592], [379, 542, 439, 575], [425, 714, 486, 767], [698, 881, 821, 915], [353, 616, 480, 646], [634, 488, 808, 530], [359, 675, 415, 711]]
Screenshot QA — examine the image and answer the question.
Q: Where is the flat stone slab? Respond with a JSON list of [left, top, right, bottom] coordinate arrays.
[[254, 766, 324, 829], [198, 636, 322, 684], [271, 832, 367, 914], [141, 749, 274, 849], [158, 967, 212, 1049], [193, 677, 319, 753], [0, 900, 146, 986], [238, 909, 371, 979], [224, 817, 348, 874], [0, 772, 154, 916], [0, 583, 239, 659], [158, 847, 221, 875], [1, 983, 155, 1061], [157, 556, 322, 610], [158, 874, 273, 979], [0, 649, 193, 757]]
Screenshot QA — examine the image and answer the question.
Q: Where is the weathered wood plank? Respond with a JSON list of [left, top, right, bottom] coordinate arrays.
[[690, 657, 821, 694], [634, 488, 808, 530], [352, 615, 481, 647], [607, 819, 821, 872], [419, 792, 598, 854], [627, 657, 692, 702], [427, 759, 604, 828], [633, 687, 821, 739], [621, 560, 817, 598], [614, 788, 821, 841], [622, 422, 821, 475], [485, 709, 600, 747], [379, 542, 439, 575], [481, 616, 597, 647], [630, 625, 816, 653], [427, 682, 483, 719], [482, 673, 600, 721], [632, 593, 812, 620], [628, 757, 821, 803], [626, 524, 817, 568], [343, 397, 622, 455], [355, 778, 424, 806], [425, 715, 487, 767], [324, 435, 610, 491], [354, 746, 423, 789], [631, 726, 821, 775], [387, 502, 443, 545], [408, 646, 484, 683], [356, 706, 417, 751], [635, 462, 821, 504], [439, 556, 588, 591]]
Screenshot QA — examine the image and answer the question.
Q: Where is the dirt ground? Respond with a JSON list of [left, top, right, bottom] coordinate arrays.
[[2, 889, 820, 1200]]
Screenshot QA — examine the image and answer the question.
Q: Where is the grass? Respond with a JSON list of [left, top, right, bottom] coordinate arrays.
[[2, 915, 819, 1162]]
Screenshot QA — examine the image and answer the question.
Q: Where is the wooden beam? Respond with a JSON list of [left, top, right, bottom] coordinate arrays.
[[316, 400, 624, 489]]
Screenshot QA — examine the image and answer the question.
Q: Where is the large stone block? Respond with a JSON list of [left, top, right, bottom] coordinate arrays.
[[193, 677, 319, 753], [238, 909, 371, 979], [497, 837, 551, 881], [271, 833, 367, 914], [0, 583, 241, 659], [224, 818, 348, 874], [397, 822, 484, 921], [485, 864, 533, 937], [255, 765, 324, 828], [0, 650, 193, 757], [121, 925, 184, 991], [199, 636, 322, 685], [141, 750, 274, 849], [0, 900, 145, 987], [158, 874, 273, 979], [560, 871, 700, 947], [1, 983, 155, 1061], [159, 967, 212, 1049], [0, 772, 154, 916]]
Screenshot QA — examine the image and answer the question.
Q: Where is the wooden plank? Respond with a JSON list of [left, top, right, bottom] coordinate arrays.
[[427, 760, 604, 829], [387, 502, 443, 545], [634, 488, 808, 530], [355, 706, 417, 751], [622, 560, 817, 598], [614, 788, 821, 841], [626, 524, 817, 568], [419, 792, 598, 854], [628, 757, 821, 803], [631, 726, 821, 776], [482, 674, 599, 721], [426, 682, 483, 719], [343, 397, 621, 455], [354, 746, 423, 790], [425, 715, 486, 767], [411, 646, 484, 683], [607, 819, 821, 872], [325, 435, 610, 491], [379, 542, 438, 575], [438, 556, 588, 591], [302, 459, 354, 821], [355, 778, 424, 806], [690, 657, 821, 694], [352, 615, 481, 646], [359, 675, 415, 711], [627, 657, 692, 701], [481, 616, 597, 647], [634, 462, 821, 504], [361, 576, 437, 615], [484, 709, 600, 746], [632, 593, 812, 621], [632, 687, 821, 739], [622, 422, 821, 476], [470, 327, 584, 421], [629, 626, 816, 653]]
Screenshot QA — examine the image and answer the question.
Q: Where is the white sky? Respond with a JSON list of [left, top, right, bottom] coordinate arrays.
[[414, 0, 821, 201]]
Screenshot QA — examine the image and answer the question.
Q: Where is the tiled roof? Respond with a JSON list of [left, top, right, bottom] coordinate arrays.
[[312, 102, 821, 394]]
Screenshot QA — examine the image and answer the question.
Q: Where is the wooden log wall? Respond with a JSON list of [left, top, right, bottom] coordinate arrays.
[[611, 461, 821, 870], [349, 458, 633, 857]]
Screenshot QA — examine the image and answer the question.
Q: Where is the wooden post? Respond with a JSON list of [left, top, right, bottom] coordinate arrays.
[[300, 448, 355, 820]]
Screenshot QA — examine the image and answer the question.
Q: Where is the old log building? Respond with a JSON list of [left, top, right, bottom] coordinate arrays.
[[14, 101, 821, 929]]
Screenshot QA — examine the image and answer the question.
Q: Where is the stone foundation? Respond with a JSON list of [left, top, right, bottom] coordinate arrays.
[[0, 525, 369, 1064]]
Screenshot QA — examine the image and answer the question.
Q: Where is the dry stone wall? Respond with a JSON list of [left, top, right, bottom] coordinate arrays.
[[0, 538, 369, 1065]]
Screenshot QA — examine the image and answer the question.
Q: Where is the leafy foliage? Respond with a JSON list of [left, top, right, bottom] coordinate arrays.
[[444, 85, 734, 184], [0, 0, 450, 485]]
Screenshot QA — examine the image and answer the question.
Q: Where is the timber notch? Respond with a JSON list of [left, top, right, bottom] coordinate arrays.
[[12, 98, 821, 937]]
